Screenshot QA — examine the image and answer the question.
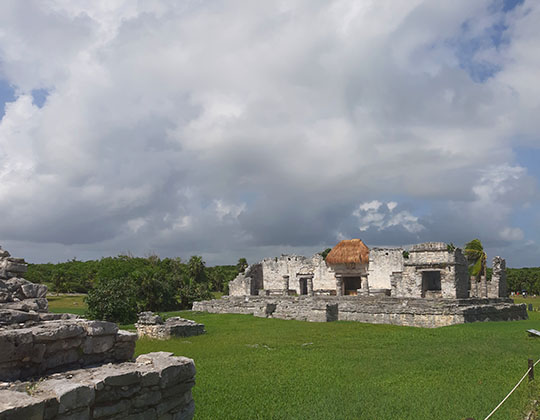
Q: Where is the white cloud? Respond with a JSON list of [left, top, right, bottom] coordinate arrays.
[[0, 0, 538, 266], [353, 201, 425, 234]]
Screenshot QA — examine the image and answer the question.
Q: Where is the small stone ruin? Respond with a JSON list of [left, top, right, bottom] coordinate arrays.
[[136, 312, 205, 340], [0, 245, 196, 419]]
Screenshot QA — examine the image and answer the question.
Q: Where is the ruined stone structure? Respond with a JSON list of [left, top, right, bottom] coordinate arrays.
[[194, 295, 525, 328], [0, 352, 195, 420], [489, 256, 508, 298], [0, 245, 196, 419], [231, 254, 336, 297], [136, 312, 205, 340], [195, 240, 526, 327], [393, 242, 470, 299], [367, 248, 403, 291]]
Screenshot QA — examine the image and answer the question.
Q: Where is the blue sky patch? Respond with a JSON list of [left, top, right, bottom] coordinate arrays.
[[0, 79, 15, 119], [31, 88, 49, 108]]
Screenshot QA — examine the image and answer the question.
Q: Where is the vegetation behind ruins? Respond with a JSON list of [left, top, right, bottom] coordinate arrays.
[[28, 255, 239, 322], [28, 255, 540, 296]]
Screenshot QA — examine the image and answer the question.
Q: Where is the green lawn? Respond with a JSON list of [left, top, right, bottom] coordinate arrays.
[[135, 310, 540, 420], [47, 294, 87, 315], [47, 295, 540, 419]]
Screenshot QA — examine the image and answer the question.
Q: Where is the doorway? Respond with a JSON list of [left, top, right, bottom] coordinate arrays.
[[343, 277, 361, 296], [422, 271, 441, 298], [299, 278, 308, 295]]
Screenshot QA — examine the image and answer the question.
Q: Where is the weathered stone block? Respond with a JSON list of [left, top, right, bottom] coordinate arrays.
[[92, 399, 131, 418], [0, 390, 44, 420], [103, 371, 141, 387], [34, 322, 86, 342], [83, 336, 115, 354], [49, 382, 96, 413], [0, 329, 33, 363], [83, 321, 118, 337]]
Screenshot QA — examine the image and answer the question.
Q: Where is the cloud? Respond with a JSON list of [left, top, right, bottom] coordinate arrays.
[[0, 0, 539, 266], [353, 201, 425, 234]]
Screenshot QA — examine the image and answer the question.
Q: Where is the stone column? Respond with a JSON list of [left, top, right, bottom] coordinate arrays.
[[361, 275, 369, 295], [479, 275, 488, 298], [282, 275, 289, 296], [307, 275, 314, 296], [469, 276, 478, 298], [335, 274, 343, 296], [491, 256, 507, 298]]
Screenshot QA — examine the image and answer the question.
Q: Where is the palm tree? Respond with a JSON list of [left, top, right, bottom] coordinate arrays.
[[464, 239, 487, 280]]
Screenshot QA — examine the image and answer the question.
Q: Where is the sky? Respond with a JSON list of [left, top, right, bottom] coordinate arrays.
[[0, 0, 539, 267]]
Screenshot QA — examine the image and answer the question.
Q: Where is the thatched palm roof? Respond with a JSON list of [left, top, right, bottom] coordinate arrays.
[[325, 239, 370, 265]]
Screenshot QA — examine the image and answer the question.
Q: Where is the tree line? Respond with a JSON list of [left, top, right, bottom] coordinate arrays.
[[26, 255, 242, 323]]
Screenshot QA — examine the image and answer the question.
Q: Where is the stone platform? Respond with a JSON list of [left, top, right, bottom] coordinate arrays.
[[0, 245, 197, 420], [0, 319, 137, 382], [193, 296, 527, 328], [0, 352, 195, 420]]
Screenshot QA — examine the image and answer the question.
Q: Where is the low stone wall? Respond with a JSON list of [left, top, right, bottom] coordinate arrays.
[[0, 352, 195, 420], [193, 296, 528, 328], [136, 313, 205, 340], [0, 319, 137, 381]]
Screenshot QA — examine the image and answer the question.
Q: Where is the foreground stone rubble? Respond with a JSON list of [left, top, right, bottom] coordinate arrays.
[[0, 246, 196, 420]]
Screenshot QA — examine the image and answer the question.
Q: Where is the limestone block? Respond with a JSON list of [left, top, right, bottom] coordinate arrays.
[[0, 309, 39, 326], [83, 321, 119, 336], [133, 389, 162, 408], [56, 406, 90, 420], [39, 313, 81, 322], [82, 336, 115, 354], [92, 399, 131, 418], [21, 283, 48, 299], [34, 322, 86, 342], [1, 298, 48, 313], [174, 399, 195, 420], [0, 329, 33, 363], [112, 341, 136, 361], [45, 381, 96, 414], [103, 371, 141, 387], [44, 349, 80, 370], [117, 329, 137, 342], [0, 390, 44, 420], [137, 311, 164, 325]]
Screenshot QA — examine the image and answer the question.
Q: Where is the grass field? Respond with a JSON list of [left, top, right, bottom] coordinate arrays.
[[47, 295, 540, 419], [47, 294, 87, 315]]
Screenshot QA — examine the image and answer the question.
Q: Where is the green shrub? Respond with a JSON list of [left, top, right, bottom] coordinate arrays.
[[85, 277, 138, 324]]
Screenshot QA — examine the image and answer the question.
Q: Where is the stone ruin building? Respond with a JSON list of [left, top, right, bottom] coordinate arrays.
[[194, 240, 527, 328], [0, 245, 196, 420], [136, 312, 206, 340]]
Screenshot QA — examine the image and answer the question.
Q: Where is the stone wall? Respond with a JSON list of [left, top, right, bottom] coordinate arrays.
[[193, 295, 527, 328], [368, 248, 403, 290], [0, 352, 195, 420], [1, 246, 48, 314], [488, 257, 508, 298], [399, 242, 469, 299], [0, 246, 28, 279], [260, 255, 336, 293], [0, 319, 137, 382], [228, 263, 263, 296], [136, 312, 205, 340], [0, 245, 196, 420]]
